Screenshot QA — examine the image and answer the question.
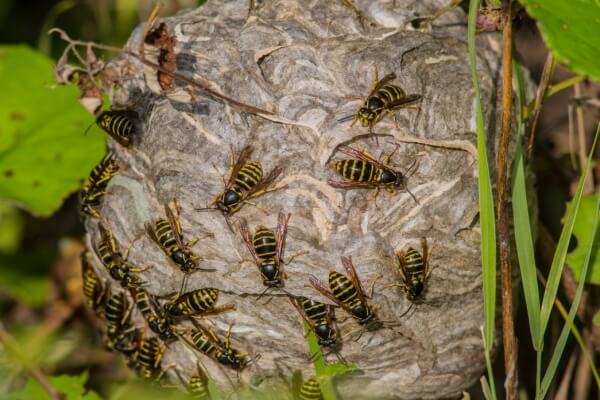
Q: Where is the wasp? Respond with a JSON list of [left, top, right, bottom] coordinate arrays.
[[79, 154, 119, 219], [328, 145, 417, 202], [130, 335, 175, 383], [309, 256, 389, 336], [146, 202, 213, 290], [198, 145, 285, 224], [289, 295, 344, 362], [388, 237, 431, 301], [339, 70, 421, 133], [185, 322, 258, 371], [298, 377, 322, 400], [96, 110, 138, 147], [95, 222, 147, 288], [238, 211, 295, 296], [175, 360, 212, 399], [103, 290, 138, 354], [130, 287, 176, 341], [81, 251, 106, 316], [163, 287, 236, 320]]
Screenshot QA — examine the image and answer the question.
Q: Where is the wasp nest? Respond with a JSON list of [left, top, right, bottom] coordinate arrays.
[[79, 0, 513, 398]]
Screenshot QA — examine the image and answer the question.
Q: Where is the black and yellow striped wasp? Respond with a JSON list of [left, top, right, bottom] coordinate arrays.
[[297, 377, 322, 400], [309, 256, 387, 335], [288, 295, 343, 361], [79, 153, 119, 219], [174, 360, 212, 399], [388, 237, 431, 302], [96, 110, 138, 147], [339, 70, 421, 133], [146, 201, 213, 290], [95, 222, 147, 288], [103, 289, 138, 354], [81, 251, 106, 317], [238, 211, 292, 296], [198, 145, 285, 224], [129, 335, 175, 384], [130, 287, 176, 341], [162, 287, 236, 320], [184, 321, 258, 372], [328, 144, 417, 202]]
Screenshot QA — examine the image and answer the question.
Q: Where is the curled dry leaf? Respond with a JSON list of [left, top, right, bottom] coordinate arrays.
[[144, 22, 177, 93]]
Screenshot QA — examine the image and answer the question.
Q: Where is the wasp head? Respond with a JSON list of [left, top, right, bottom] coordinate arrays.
[[357, 107, 377, 127]]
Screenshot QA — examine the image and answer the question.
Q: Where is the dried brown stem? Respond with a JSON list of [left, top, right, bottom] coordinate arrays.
[[526, 52, 555, 159], [573, 331, 593, 400], [0, 321, 66, 400], [48, 28, 275, 118], [496, 4, 517, 400]]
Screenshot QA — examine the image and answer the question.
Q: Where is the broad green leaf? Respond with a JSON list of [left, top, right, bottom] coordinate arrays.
[[467, 0, 497, 398], [566, 193, 600, 283], [0, 45, 105, 217], [15, 371, 101, 400], [0, 204, 24, 252], [518, 0, 600, 81], [0, 251, 54, 306]]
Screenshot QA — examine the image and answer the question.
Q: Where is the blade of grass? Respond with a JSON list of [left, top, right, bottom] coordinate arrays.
[[538, 179, 600, 399], [511, 57, 542, 351], [467, 1, 497, 398], [538, 124, 599, 341]]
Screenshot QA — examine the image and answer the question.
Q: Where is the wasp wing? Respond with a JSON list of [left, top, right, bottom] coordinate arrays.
[[225, 144, 254, 189], [327, 179, 378, 189], [308, 275, 354, 316], [241, 165, 283, 202], [276, 211, 290, 264], [341, 256, 368, 306], [237, 218, 261, 267], [369, 72, 397, 97], [336, 145, 387, 170], [386, 93, 422, 110], [164, 203, 186, 249]]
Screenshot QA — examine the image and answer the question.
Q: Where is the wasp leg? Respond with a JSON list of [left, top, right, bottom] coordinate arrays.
[[366, 274, 382, 298], [283, 250, 308, 266], [186, 232, 214, 248]]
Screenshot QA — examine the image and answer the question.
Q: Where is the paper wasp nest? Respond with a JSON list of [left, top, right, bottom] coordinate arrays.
[[83, 0, 513, 398]]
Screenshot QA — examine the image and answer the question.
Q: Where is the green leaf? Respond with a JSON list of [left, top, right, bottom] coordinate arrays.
[[518, 0, 600, 81], [0, 45, 105, 217], [15, 371, 101, 400], [0, 251, 54, 306], [566, 193, 600, 284], [539, 127, 599, 340], [593, 310, 600, 326], [467, 0, 497, 398], [305, 323, 356, 400], [0, 204, 25, 252]]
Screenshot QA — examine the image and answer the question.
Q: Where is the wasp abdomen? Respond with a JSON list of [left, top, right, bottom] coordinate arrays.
[[299, 377, 322, 400], [329, 271, 358, 304], [335, 159, 375, 183]]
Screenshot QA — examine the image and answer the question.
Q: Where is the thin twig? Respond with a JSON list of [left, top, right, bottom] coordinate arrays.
[[48, 28, 275, 118], [526, 52, 555, 159], [555, 352, 577, 400], [573, 330, 594, 400], [393, 135, 478, 159], [0, 321, 66, 400], [496, 4, 517, 400]]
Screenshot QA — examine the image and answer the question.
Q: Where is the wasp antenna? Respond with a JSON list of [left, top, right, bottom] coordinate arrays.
[[337, 114, 356, 123], [398, 302, 414, 319], [406, 187, 419, 204]]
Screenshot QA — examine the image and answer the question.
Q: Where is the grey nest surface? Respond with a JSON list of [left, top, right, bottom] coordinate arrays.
[[84, 0, 508, 398]]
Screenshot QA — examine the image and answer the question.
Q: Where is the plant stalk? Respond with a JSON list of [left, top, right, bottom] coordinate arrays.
[[496, 4, 517, 399]]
